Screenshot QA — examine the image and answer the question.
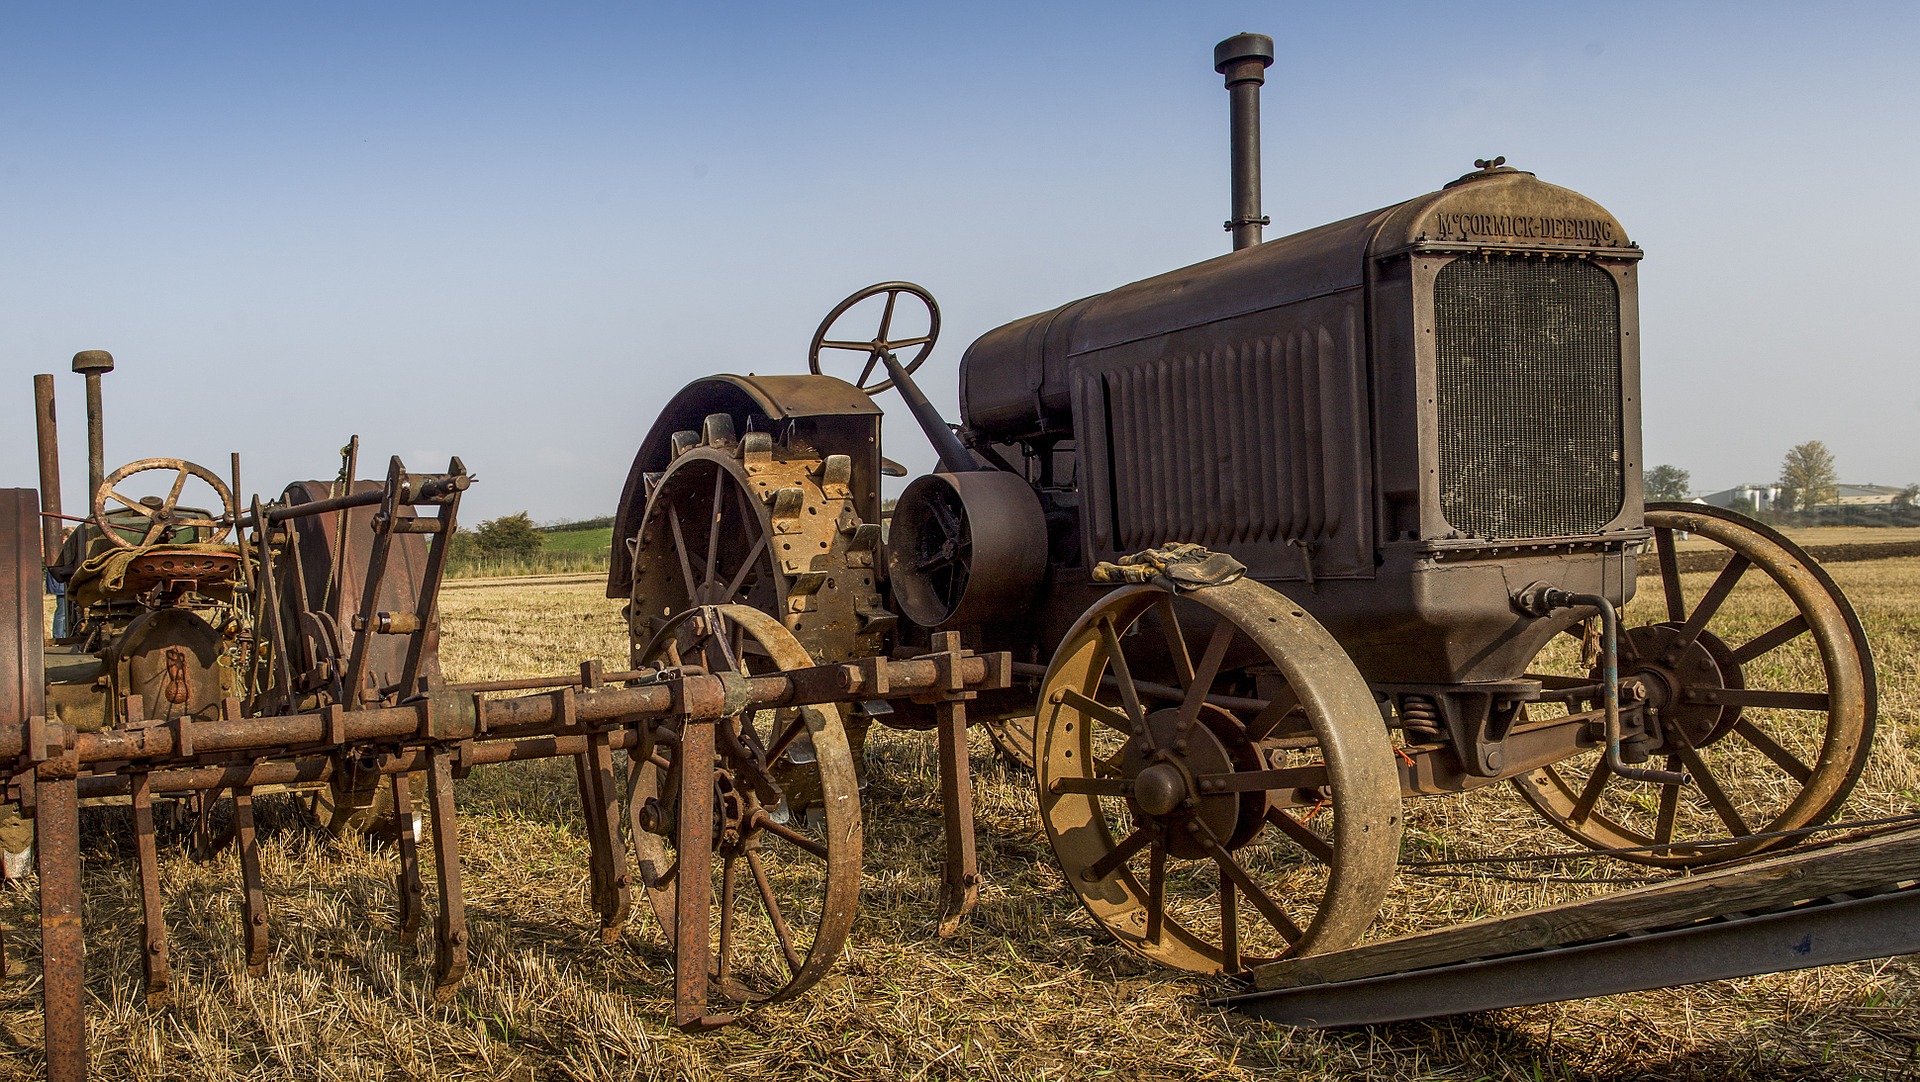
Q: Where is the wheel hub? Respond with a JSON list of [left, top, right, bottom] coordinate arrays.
[[1120, 705, 1262, 859], [1616, 623, 1738, 752], [1132, 762, 1188, 817]]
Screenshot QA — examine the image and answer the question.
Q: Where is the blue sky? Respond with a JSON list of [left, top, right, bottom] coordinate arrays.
[[3, 2, 1916, 522]]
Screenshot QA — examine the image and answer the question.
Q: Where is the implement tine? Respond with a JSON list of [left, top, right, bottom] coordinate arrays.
[[427, 747, 468, 1002], [36, 758, 86, 1082], [936, 698, 979, 936], [392, 770, 424, 936], [130, 771, 172, 1006], [233, 788, 269, 976], [580, 729, 631, 941]]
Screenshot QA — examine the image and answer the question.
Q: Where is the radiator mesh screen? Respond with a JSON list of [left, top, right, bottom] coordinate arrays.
[[1434, 257, 1623, 539]]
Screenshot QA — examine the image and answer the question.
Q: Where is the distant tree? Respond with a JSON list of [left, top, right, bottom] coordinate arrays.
[[474, 512, 545, 560], [1895, 483, 1920, 508], [1778, 441, 1839, 511], [446, 527, 478, 564], [1643, 464, 1692, 502]]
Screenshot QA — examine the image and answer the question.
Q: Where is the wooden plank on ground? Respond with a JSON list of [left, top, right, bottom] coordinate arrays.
[[1252, 828, 1920, 991]]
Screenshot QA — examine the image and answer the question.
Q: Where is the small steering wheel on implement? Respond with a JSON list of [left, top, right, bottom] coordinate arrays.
[[808, 281, 941, 395], [92, 457, 237, 550]]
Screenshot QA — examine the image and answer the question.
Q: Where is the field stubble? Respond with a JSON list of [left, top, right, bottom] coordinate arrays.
[[2, 559, 1917, 1080]]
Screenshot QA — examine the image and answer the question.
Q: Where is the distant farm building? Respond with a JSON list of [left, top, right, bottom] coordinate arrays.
[[1696, 484, 1782, 512], [1830, 484, 1906, 506], [1694, 482, 1905, 512]]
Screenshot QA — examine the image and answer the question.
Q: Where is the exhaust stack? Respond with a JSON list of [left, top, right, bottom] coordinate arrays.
[[1215, 33, 1274, 251], [33, 375, 62, 560], [72, 350, 114, 500]]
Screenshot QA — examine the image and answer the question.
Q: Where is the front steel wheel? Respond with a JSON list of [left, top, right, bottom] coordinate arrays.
[[1036, 578, 1401, 974], [1516, 504, 1875, 866]]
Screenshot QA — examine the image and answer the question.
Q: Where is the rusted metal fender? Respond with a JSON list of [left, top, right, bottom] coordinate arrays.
[[608, 374, 881, 599]]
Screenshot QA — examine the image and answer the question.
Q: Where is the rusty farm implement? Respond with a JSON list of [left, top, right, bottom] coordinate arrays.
[[2, 355, 1010, 1080]]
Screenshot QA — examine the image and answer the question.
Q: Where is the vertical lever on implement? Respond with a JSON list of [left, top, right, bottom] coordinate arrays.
[[392, 768, 425, 936], [673, 714, 726, 1030], [233, 788, 270, 976], [426, 745, 468, 1002], [927, 631, 982, 936], [130, 770, 172, 1006]]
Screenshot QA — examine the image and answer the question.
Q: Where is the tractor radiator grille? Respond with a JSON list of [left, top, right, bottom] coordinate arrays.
[[1433, 257, 1624, 539]]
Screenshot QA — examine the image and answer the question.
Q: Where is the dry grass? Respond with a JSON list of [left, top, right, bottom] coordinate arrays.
[[3, 560, 1918, 1080]]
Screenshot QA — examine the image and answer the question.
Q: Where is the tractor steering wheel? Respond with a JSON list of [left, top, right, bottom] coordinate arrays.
[[92, 458, 237, 550], [808, 281, 941, 395]]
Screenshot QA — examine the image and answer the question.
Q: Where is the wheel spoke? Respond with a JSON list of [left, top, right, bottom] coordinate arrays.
[[1684, 688, 1830, 712], [1247, 687, 1303, 741], [877, 288, 898, 341], [1205, 839, 1302, 945], [1220, 877, 1240, 974], [1050, 776, 1130, 798], [1096, 618, 1152, 746], [1733, 718, 1814, 783], [1264, 806, 1334, 864], [166, 466, 190, 507], [764, 715, 807, 764], [745, 847, 801, 975], [720, 533, 769, 602], [1672, 744, 1752, 837], [1059, 688, 1134, 735], [1653, 527, 1686, 622], [108, 490, 153, 516], [856, 351, 882, 389], [879, 334, 931, 350], [1673, 554, 1750, 652], [1176, 619, 1236, 740], [1144, 833, 1166, 945], [1152, 596, 1194, 686], [818, 339, 876, 353], [703, 465, 726, 594], [1654, 767, 1681, 844], [667, 508, 699, 602], [1085, 825, 1154, 881], [756, 814, 828, 859], [1568, 758, 1614, 825], [1731, 615, 1810, 666]]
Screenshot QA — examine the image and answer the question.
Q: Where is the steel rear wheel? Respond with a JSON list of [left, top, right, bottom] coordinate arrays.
[[628, 417, 889, 664], [1516, 504, 1875, 867], [630, 604, 862, 1010], [1036, 578, 1401, 974]]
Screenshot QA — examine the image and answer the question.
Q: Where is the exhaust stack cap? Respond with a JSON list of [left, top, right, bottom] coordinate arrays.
[[71, 350, 114, 374], [1214, 33, 1273, 82]]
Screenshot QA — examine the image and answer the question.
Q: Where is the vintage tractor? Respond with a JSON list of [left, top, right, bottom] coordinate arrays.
[[609, 33, 1877, 975], [19, 357, 449, 847]]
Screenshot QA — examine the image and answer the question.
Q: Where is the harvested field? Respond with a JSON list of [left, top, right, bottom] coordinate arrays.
[[2, 559, 1917, 1080]]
